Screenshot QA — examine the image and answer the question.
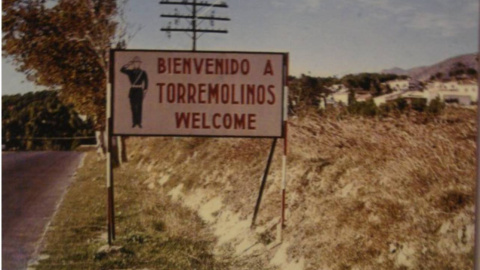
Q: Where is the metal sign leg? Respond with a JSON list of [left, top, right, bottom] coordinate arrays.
[[106, 80, 115, 245], [251, 138, 277, 228]]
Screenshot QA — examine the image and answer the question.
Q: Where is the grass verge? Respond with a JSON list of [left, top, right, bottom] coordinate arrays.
[[35, 151, 229, 270]]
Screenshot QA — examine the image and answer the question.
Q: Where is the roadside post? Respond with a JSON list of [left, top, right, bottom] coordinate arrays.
[[107, 50, 288, 244], [282, 85, 289, 228], [106, 68, 114, 245], [474, 10, 480, 269]]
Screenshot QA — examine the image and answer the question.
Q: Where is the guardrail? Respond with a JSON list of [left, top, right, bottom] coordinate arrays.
[[7, 136, 96, 141]]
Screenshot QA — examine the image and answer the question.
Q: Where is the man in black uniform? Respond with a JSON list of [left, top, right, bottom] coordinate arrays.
[[120, 56, 148, 128]]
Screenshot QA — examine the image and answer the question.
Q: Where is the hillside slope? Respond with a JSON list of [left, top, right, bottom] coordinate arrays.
[[382, 53, 477, 81], [126, 108, 476, 269]]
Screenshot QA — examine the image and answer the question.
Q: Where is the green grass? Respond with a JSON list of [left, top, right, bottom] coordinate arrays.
[[35, 152, 227, 270]]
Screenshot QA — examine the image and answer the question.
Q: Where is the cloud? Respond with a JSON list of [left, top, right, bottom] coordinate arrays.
[[355, 0, 477, 37], [270, 0, 476, 37]]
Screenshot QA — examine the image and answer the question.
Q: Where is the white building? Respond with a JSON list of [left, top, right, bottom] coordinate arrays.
[[332, 89, 349, 105], [425, 80, 477, 106], [401, 91, 436, 103], [373, 91, 404, 106], [326, 84, 350, 106], [373, 80, 477, 107], [384, 79, 410, 92]]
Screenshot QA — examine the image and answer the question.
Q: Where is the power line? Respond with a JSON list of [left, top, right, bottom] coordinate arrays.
[[159, 0, 230, 51]]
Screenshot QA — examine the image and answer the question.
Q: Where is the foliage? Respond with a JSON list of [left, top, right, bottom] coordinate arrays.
[[411, 98, 427, 112], [348, 89, 356, 105], [426, 97, 445, 116], [341, 73, 407, 95], [288, 74, 338, 110], [288, 73, 407, 113], [429, 72, 444, 81], [3, 0, 124, 128], [348, 99, 378, 117], [448, 62, 477, 79], [393, 98, 408, 112], [345, 97, 444, 118], [2, 90, 95, 150]]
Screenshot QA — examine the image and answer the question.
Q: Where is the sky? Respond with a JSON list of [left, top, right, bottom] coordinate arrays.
[[2, 0, 478, 95]]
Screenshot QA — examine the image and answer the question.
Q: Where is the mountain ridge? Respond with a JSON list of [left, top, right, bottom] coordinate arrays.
[[382, 53, 477, 81]]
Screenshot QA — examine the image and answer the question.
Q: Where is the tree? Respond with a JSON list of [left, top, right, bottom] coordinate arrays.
[[292, 75, 332, 108], [434, 72, 444, 81], [348, 89, 356, 105], [394, 98, 408, 112], [466, 68, 478, 77], [385, 84, 393, 94], [2, 90, 95, 150], [348, 99, 378, 117], [3, 0, 128, 161], [411, 98, 427, 112], [3, 0, 122, 125], [341, 73, 404, 95], [427, 97, 445, 116], [370, 79, 383, 97]]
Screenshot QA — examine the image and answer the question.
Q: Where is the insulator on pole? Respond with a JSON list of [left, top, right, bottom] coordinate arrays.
[[160, 0, 230, 50]]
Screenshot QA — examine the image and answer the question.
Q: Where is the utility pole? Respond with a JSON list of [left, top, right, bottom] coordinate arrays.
[[160, 0, 230, 51]]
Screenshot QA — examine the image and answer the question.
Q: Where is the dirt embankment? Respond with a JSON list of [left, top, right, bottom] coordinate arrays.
[[127, 107, 476, 269]]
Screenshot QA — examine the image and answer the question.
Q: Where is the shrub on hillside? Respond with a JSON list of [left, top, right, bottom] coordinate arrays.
[[427, 97, 446, 116], [345, 97, 445, 119], [411, 99, 427, 112], [348, 99, 378, 117]]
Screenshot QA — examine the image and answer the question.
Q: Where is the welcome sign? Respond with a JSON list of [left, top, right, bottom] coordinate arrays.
[[111, 50, 287, 137]]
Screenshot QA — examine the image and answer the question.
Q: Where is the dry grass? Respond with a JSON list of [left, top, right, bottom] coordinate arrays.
[[37, 106, 475, 269], [35, 148, 275, 269], [35, 151, 236, 269], [284, 107, 476, 269], [123, 106, 476, 269]]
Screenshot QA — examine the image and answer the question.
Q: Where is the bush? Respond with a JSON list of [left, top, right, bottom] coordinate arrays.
[[427, 97, 445, 116], [393, 98, 408, 112], [348, 99, 378, 117], [411, 99, 427, 112]]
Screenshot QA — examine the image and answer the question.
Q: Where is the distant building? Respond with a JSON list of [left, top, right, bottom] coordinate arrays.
[[356, 93, 372, 102], [373, 91, 404, 106], [425, 80, 477, 106], [400, 91, 431, 105], [384, 79, 410, 92], [327, 84, 350, 106], [373, 80, 477, 107], [327, 84, 349, 93]]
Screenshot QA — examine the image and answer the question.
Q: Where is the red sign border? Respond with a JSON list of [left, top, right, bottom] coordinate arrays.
[[110, 49, 288, 138]]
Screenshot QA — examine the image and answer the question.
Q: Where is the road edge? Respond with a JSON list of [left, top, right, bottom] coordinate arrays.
[[26, 152, 87, 269]]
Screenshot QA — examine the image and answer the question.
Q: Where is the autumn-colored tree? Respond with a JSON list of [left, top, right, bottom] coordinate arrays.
[[3, 0, 129, 160], [3, 0, 126, 128]]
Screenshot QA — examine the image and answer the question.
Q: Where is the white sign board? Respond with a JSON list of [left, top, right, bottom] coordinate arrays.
[[111, 50, 287, 137]]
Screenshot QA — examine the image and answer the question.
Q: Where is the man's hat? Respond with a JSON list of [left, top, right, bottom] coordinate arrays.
[[132, 56, 142, 63]]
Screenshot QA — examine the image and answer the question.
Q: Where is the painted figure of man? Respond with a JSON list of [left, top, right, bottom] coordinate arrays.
[[121, 56, 148, 128]]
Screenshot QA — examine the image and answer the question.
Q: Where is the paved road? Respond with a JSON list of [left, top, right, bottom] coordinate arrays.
[[2, 151, 84, 270]]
